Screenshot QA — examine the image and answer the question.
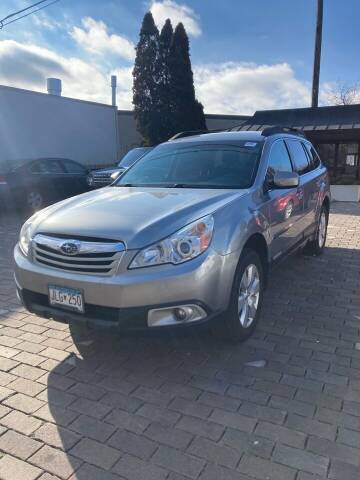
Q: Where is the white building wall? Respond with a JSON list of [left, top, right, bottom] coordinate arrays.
[[0, 85, 119, 169]]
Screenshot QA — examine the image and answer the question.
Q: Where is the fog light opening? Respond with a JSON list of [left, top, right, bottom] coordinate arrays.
[[174, 307, 193, 322], [147, 304, 207, 327]]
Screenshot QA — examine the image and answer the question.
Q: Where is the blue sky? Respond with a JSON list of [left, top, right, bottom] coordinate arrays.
[[0, 0, 358, 113]]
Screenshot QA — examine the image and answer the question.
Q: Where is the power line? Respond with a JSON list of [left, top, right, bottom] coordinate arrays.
[[0, 0, 60, 30]]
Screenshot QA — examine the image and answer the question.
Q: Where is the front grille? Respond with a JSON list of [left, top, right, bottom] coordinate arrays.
[[92, 172, 112, 185], [33, 234, 125, 276]]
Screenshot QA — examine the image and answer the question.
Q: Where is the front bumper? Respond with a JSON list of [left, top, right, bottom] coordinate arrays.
[[14, 244, 238, 331]]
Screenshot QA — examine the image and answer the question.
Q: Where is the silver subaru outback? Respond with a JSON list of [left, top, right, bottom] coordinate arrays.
[[14, 128, 330, 346]]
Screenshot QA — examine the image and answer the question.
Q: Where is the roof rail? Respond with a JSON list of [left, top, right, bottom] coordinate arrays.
[[168, 130, 209, 141], [261, 126, 305, 137]]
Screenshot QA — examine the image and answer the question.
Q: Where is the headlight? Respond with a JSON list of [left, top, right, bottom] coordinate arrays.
[[110, 171, 121, 181], [19, 221, 33, 256], [129, 215, 214, 269]]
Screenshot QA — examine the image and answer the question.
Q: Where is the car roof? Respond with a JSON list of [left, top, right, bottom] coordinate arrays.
[[167, 131, 265, 145]]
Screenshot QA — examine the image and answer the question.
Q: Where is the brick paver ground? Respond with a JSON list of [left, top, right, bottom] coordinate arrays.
[[0, 201, 360, 480]]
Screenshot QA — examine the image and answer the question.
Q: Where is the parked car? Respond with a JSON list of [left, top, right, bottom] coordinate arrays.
[[87, 147, 153, 188], [0, 157, 89, 213], [14, 127, 330, 351]]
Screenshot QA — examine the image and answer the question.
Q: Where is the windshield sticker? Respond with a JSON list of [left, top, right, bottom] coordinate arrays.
[[244, 142, 258, 147]]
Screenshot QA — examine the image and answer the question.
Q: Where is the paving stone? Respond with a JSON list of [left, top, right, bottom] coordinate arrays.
[[144, 421, 193, 449], [104, 408, 151, 433], [33, 422, 81, 451], [108, 429, 157, 459], [269, 395, 316, 417], [4, 392, 44, 413], [198, 391, 240, 412], [69, 397, 112, 419], [7, 377, 45, 397], [337, 427, 360, 448], [69, 463, 119, 480], [29, 445, 82, 479], [132, 386, 172, 407], [10, 364, 45, 380], [273, 443, 329, 477], [0, 454, 41, 480], [0, 409, 42, 435], [222, 427, 275, 459], [113, 454, 168, 480], [136, 403, 180, 426], [199, 463, 253, 480], [176, 414, 224, 441], [238, 454, 296, 480], [68, 381, 106, 401], [209, 408, 257, 433], [187, 436, 241, 468], [70, 437, 121, 470], [69, 414, 116, 442], [307, 435, 359, 466], [328, 459, 360, 480], [101, 391, 142, 412], [255, 420, 306, 448], [169, 396, 212, 419], [285, 413, 337, 440], [226, 385, 269, 405], [0, 429, 42, 459], [34, 404, 79, 427], [152, 445, 205, 479], [238, 402, 286, 424], [316, 407, 360, 430]]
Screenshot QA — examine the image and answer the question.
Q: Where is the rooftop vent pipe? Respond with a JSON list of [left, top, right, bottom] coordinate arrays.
[[47, 78, 62, 96], [111, 75, 117, 106]]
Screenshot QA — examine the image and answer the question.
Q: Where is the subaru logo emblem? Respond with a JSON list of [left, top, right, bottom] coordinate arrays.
[[60, 241, 80, 256]]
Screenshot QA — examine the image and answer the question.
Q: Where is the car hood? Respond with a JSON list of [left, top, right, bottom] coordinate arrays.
[[32, 186, 248, 249], [91, 167, 121, 175]]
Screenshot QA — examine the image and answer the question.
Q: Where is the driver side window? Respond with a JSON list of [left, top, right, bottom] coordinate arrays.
[[267, 140, 293, 178]]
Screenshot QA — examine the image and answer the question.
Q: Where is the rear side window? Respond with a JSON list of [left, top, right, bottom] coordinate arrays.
[[303, 143, 321, 170], [286, 139, 310, 175], [62, 159, 86, 174], [267, 140, 293, 177]]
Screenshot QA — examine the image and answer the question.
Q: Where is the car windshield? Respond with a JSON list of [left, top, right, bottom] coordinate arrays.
[[118, 148, 150, 168], [115, 142, 263, 189]]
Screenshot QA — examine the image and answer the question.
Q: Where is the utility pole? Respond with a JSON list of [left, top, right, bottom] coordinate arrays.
[[311, 0, 323, 107]]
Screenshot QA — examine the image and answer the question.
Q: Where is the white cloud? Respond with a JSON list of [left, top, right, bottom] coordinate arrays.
[[150, 0, 201, 36], [0, 40, 319, 115], [70, 17, 135, 61], [0, 40, 133, 107], [194, 62, 311, 114]]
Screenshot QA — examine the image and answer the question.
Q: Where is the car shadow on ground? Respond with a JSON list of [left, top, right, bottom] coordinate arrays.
[[42, 241, 360, 478]]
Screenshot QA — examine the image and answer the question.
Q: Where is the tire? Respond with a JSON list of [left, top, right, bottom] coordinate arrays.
[[26, 190, 44, 212], [306, 205, 328, 256], [69, 323, 95, 358], [211, 248, 264, 342]]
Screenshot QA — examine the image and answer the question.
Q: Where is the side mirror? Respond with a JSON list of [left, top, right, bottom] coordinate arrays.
[[271, 171, 299, 189]]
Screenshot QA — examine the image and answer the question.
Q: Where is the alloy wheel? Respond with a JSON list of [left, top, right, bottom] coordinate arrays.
[[238, 263, 260, 328], [318, 211, 327, 248], [27, 191, 43, 210]]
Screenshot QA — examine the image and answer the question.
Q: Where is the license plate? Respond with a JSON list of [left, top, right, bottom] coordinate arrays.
[[48, 285, 84, 313]]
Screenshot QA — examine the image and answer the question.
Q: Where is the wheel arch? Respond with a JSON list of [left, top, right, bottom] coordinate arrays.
[[242, 232, 269, 285]]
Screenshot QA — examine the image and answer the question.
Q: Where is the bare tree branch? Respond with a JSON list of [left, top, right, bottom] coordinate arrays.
[[325, 81, 360, 105]]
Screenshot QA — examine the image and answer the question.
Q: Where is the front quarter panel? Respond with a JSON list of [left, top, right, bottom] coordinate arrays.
[[211, 190, 270, 259]]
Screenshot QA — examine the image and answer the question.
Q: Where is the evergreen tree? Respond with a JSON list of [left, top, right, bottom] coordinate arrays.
[[156, 19, 175, 141], [169, 22, 206, 134], [132, 12, 160, 145]]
